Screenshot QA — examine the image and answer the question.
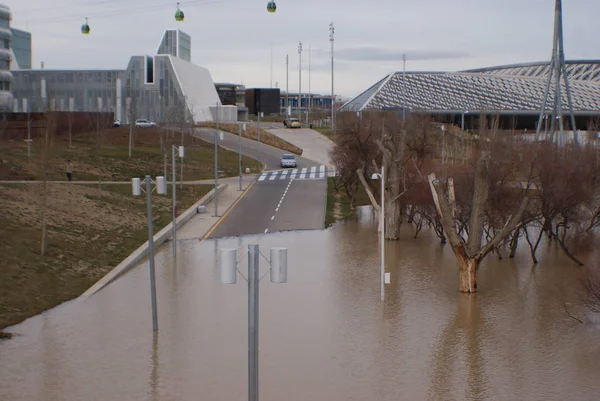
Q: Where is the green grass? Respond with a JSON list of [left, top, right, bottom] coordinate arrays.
[[325, 178, 371, 227]]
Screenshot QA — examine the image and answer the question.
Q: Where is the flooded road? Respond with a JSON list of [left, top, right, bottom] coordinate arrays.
[[1, 207, 599, 400]]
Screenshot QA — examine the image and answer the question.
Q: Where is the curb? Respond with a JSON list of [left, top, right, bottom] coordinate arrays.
[[80, 184, 229, 298]]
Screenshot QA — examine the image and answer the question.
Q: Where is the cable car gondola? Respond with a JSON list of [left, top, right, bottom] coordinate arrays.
[[267, 1, 276, 13], [81, 17, 90, 35], [175, 3, 184, 21]]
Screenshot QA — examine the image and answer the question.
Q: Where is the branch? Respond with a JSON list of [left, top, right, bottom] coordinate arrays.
[[357, 169, 381, 214], [428, 173, 466, 250], [477, 197, 530, 261], [467, 152, 490, 255], [562, 301, 584, 324]]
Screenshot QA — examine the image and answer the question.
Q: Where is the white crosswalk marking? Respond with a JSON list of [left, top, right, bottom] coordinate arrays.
[[256, 166, 329, 182]]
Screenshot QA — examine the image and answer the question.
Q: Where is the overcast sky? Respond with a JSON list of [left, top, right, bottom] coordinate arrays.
[[11, 0, 600, 99]]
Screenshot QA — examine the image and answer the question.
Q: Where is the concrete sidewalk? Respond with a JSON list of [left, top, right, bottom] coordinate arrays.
[[266, 127, 334, 166], [177, 175, 255, 241]]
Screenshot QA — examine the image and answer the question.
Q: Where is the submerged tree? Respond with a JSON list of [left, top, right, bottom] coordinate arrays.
[[428, 151, 530, 293]]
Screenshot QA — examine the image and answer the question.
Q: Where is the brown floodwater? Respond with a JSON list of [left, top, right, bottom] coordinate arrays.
[[1, 206, 599, 400]]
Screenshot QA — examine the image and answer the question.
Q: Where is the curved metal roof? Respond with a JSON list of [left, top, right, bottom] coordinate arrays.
[[340, 61, 600, 114]]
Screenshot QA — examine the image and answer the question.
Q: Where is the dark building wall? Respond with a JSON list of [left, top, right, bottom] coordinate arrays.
[[246, 88, 280, 115]]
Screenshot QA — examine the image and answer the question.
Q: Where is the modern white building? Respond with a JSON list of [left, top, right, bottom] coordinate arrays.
[[10, 28, 236, 123]]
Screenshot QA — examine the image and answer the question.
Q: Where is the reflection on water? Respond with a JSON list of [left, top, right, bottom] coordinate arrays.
[[1, 206, 599, 400]]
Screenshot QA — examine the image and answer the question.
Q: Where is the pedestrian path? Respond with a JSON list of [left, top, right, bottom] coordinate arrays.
[[257, 165, 335, 182]]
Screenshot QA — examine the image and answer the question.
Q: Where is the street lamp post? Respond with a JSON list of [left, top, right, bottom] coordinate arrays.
[[214, 103, 220, 217], [171, 145, 184, 263], [219, 244, 288, 401], [329, 22, 335, 134], [132, 175, 167, 332], [285, 54, 289, 115], [298, 41, 303, 121], [371, 168, 385, 301]]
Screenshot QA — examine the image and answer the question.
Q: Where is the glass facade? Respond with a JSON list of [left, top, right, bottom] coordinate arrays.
[[156, 29, 191, 62], [12, 55, 192, 124], [0, 3, 13, 111], [10, 28, 32, 69], [10, 29, 216, 122]]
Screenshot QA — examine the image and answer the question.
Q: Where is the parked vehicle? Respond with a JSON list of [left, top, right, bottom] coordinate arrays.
[[113, 119, 121, 127], [280, 154, 297, 168], [135, 119, 157, 128], [284, 118, 301, 128]]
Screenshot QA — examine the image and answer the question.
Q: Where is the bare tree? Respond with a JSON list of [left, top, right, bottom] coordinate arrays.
[[428, 151, 530, 293], [581, 264, 600, 314], [356, 113, 407, 239]]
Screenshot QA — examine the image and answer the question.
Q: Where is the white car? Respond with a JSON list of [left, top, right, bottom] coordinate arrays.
[[280, 154, 297, 168], [135, 119, 157, 128]]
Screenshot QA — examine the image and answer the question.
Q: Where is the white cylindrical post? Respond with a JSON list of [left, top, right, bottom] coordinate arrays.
[[219, 249, 237, 284], [270, 248, 288, 283], [132, 178, 142, 196], [156, 176, 167, 195]]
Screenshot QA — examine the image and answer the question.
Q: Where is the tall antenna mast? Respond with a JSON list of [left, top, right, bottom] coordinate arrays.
[[535, 0, 578, 146]]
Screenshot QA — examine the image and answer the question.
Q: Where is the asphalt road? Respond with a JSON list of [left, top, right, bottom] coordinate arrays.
[[194, 126, 328, 238], [193, 127, 316, 171], [207, 173, 327, 239]]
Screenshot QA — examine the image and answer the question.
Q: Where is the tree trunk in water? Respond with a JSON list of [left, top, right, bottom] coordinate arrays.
[[458, 256, 479, 293], [509, 228, 519, 258], [385, 198, 402, 240]]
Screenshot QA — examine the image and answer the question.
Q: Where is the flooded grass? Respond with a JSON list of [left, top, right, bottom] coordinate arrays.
[[325, 177, 370, 227]]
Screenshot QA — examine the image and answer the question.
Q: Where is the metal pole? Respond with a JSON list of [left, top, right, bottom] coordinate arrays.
[[285, 55, 289, 115], [461, 112, 465, 131], [214, 103, 219, 217], [27, 110, 31, 158], [270, 44, 273, 89], [298, 42, 302, 121], [257, 112, 261, 167], [380, 167, 385, 301], [308, 43, 311, 126], [172, 146, 177, 263], [402, 53, 407, 121], [239, 124, 243, 191], [248, 244, 260, 401], [330, 22, 335, 134], [146, 175, 159, 332]]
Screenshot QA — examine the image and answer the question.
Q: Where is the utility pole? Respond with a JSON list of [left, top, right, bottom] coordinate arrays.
[[535, 0, 578, 146], [329, 22, 335, 134], [286, 54, 289, 115], [402, 53, 407, 122], [298, 41, 302, 121], [270, 44, 273, 88], [308, 43, 311, 126]]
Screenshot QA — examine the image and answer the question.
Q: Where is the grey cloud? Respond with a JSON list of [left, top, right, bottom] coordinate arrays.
[[332, 47, 471, 62]]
